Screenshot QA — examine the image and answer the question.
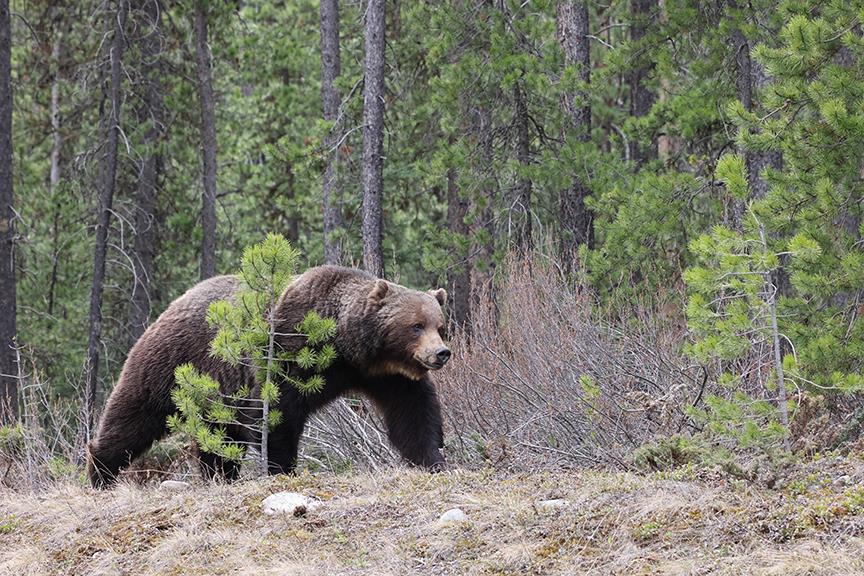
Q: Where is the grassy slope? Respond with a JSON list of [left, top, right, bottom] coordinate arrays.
[[2, 464, 864, 576]]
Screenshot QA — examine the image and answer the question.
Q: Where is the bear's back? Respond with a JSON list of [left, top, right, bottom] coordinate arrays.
[[113, 275, 246, 407]]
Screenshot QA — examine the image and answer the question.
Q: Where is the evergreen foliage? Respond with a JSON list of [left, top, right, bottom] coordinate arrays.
[[167, 364, 246, 464], [684, 2, 864, 461], [168, 234, 336, 467]]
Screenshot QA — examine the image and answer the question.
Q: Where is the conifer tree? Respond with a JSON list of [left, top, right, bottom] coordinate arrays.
[[84, 0, 128, 438], [361, 0, 386, 277], [0, 0, 16, 423], [169, 234, 336, 475]]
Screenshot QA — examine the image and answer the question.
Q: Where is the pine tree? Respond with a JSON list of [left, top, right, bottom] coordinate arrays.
[[685, 154, 793, 456], [0, 0, 16, 423], [169, 234, 336, 475], [84, 0, 129, 438], [361, 0, 386, 277]]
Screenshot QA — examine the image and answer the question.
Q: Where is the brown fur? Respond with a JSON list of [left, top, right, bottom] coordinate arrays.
[[87, 266, 450, 488]]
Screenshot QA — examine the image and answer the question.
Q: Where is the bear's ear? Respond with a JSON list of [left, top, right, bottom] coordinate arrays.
[[429, 288, 447, 307], [368, 279, 389, 306]]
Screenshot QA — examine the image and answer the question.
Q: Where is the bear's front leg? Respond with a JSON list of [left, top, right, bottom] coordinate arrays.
[[262, 418, 305, 475], [364, 375, 445, 470], [197, 448, 241, 482]]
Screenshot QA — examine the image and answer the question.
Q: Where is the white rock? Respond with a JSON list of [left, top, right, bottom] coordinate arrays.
[[536, 499, 570, 511], [438, 507, 468, 525], [159, 480, 191, 492], [262, 491, 320, 516]]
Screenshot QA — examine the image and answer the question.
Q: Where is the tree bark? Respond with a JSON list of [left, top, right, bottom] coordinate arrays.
[[266, 161, 299, 244], [361, 0, 386, 277], [746, 62, 781, 200], [446, 166, 470, 327], [656, 0, 676, 160], [0, 0, 18, 423], [512, 80, 532, 252], [194, 0, 217, 281], [84, 0, 128, 437], [627, 0, 657, 166], [469, 105, 496, 301], [47, 18, 62, 317], [729, 8, 789, 313], [320, 0, 343, 265], [556, 1, 593, 261], [49, 30, 62, 195], [760, 223, 791, 452], [730, 19, 781, 230], [129, 0, 165, 347], [834, 26, 861, 243]]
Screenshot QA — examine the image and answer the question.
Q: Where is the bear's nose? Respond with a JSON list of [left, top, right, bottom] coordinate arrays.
[[436, 347, 451, 365]]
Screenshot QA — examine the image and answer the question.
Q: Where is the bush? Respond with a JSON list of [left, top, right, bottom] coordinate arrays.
[[436, 254, 702, 469]]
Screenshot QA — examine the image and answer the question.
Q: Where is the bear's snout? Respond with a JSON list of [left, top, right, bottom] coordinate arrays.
[[421, 346, 451, 369]]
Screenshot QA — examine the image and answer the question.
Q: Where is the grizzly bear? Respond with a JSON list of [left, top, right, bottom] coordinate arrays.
[[87, 265, 451, 488]]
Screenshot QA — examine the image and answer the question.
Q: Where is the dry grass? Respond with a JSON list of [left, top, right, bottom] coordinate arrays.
[[3, 458, 864, 575]]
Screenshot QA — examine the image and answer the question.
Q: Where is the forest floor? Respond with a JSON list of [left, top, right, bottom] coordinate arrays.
[[3, 458, 864, 575]]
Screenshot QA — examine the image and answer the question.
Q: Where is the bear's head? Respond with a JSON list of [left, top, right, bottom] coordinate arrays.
[[365, 279, 451, 380]]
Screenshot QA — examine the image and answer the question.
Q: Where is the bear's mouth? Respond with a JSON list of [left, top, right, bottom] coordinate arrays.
[[415, 356, 447, 371]]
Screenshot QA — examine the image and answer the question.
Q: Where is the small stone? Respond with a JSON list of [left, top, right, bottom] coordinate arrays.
[[835, 475, 852, 487], [262, 492, 320, 516], [536, 499, 570, 511], [438, 507, 468, 525], [159, 480, 191, 492]]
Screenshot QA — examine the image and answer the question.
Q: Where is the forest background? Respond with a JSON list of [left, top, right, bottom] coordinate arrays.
[[1, 0, 864, 480]]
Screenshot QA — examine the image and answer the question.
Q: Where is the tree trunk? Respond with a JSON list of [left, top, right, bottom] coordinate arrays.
[[361, 0, 385, 277], [0, 0, 17, 423], [746, 62, 781, 200], [512, 80, 532, 252], [760, 223, 791, 452], [556, 1, 593, 261], [194, 0, 217, 281], [834, 27, 861, 243], [655, 0, 676, 160], [129, 0, 165, 347], [320, 0, 343, 265], [84, 0, 128, 438], [446, 166, 470, 328], [469, 105, 496, 302], [627, 0, 657, 166], [729, 10, 789, 314], [730, 19, 781, 229], [47, 20, 62, 317], [49, 31, 62, 194], [266, 161, 299, 244], [728, 26, 750, 230]]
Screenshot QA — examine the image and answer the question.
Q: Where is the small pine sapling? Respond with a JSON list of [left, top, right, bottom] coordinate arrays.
[[167, 364, 246, 464], [169, 234, 337, 476], [685, 154, 793, 460]]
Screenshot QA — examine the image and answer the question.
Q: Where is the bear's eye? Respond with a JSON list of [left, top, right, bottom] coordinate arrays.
[[412, 323, 424, 333]]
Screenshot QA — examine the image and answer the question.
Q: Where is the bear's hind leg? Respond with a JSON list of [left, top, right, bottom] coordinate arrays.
[[87, 441, 129, 489], [87, 399, 169, 488]]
